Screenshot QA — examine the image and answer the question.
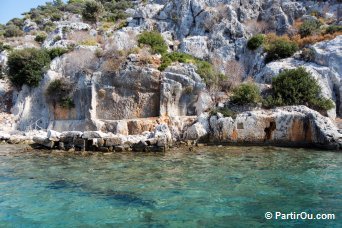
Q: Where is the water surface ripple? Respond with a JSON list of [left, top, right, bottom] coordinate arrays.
[[0, 145, 341, 227]]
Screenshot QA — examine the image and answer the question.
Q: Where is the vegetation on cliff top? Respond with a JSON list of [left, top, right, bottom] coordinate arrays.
[[7, 48, 51, 87]]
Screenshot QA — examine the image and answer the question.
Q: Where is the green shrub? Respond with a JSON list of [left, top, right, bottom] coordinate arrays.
[[325, 25, 342, 34], [247, 34, 265, 50], [47, 47, 70, 59], [43, 21, 56, 32], [82, 0, 104, 23], [7, 48, 51, 87], [7, 18, 24, 28], [64, 2, 86, 14], [210, 107, 237, 118], [4, 25, 24, 37], [265, 38, 298, 63], [35, 32, 48, 43], [53, 35, 62, 43], [138, 31, 168, 55], [230, 83, 261, 105], [50, 13, 62, 21], [47, 79, 74, 109], [268, 67, 334, 111], [0, 42, 12, 52], [309, 97, 335, 112], [158, 51, 223, 87], [196, 60, 223, 85], [299, 20, 322, 38], [60, 97, 75, 109]]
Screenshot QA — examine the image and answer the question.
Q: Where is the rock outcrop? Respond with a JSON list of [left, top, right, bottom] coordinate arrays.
[[254, 36, 342, 119], [184, 106, 342, 150]]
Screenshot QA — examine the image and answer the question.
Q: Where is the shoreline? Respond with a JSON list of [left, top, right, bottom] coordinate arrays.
[[1, 136, 340, 154]]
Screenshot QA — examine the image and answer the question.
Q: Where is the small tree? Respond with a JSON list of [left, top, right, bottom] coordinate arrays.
[[4, 25, 24, 37], [7, 48, 51, 87], [299, 20, 322, 38], [82, 0, 104, 23], [35, 32, 48, 43], [247, 34, 265, 50], [230, 83, 261, 105], [269, 67, 334, 111], [137, 31, 168, 55], [264, 36, 298, 63]]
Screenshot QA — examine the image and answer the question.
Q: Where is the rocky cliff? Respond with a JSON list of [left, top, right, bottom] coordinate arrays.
[[0, 0, 341, 150]]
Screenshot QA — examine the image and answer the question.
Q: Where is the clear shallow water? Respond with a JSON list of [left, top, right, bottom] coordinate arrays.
[[0, 145, 341, 227]]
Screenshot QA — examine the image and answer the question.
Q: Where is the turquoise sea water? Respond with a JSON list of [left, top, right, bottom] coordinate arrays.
[[0, 145, 341, 227]]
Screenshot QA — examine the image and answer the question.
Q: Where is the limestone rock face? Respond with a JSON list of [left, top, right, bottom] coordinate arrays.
[[183, 112, 210, 140], [312, 36, 342, 77], [189, 106, 342, 149], [23, 19, 39, 33], [160, 64, 208, 117]]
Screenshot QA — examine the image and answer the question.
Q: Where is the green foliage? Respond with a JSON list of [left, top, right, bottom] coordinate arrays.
[[53, 35, 62, 43], [196, 60, 223, 86], [267, 67, 334, 111], [64, 1, 86, 14], [247, 34, 265, 50], [7, 48, 51, 87], [158, 51, 224, 87], [309, 97, 335, 112], [0, 42, 12, 52], [53, 0, 64, 6], [47, 47, 70, 59], [210, 107, 237, 118], [138, 31, 168, 55], [299, 20, 322, 38], [79, 39, 97, 46], [159, 52, 195, 71], [7, 18, 24, 28], [230, 83, 261, 105], [265, 38, 298, 63], [325, 25, 342, 34], [100, 0, 132, 22], [43, 21, 57, 33], [82, 0, 104, 23], [47, 79, 75, 109], [35, 32, 48, 43], [4, 25, 24, 37], [60, 97, 75, 109], [50, 13, 62, 21], [115, 20, 128, 30]]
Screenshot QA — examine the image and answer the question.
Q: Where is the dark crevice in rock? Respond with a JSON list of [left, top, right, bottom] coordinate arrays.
[[264, 121, 276, 141]]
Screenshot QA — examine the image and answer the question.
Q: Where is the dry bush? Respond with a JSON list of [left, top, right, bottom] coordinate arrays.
[[291, 32, 342, 48], [245, 20, 270, 35], [63, 49, 98, 76], [68, 31, 103, 46], [203, 4, 229, 32], [102, 58, 125, 73], [98, 88, 106, 98], [68, 31, 93, 43], [223, 60, 245, 91], [211, 56, 244, 92], [265, 33, 292, 44], [138, 47, 152, 65]]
